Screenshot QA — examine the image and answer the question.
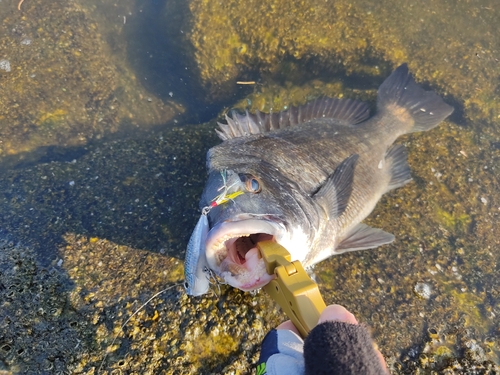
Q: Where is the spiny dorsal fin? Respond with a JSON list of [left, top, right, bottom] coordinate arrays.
[[313, 154, 359, 219], [216, 97, 371, 140]]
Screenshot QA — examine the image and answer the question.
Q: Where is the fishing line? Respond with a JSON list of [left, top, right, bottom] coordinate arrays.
[[98, 282, 183, 374]]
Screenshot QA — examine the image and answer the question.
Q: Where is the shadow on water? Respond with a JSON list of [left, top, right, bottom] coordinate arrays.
[[0, 123, 219, 269], [123, 0, 227, 124]]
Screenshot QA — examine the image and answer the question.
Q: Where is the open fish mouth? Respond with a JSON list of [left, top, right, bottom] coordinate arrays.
[[205, 218, 284, 291]]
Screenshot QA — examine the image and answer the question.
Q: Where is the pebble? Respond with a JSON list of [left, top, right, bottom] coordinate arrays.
[[414, 282, 432, 299], [0, 59, 11, 72]]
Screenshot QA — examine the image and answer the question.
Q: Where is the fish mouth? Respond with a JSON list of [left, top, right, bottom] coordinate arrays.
[[205, 218, 285, 291]]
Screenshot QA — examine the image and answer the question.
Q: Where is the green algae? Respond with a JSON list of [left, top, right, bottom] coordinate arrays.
[[449, 289, 485, 329], [433, 206, 472, 234], [230, 78, 376, 115], [190, 331, 239, 368], [36, 109, 69, 129], [186, 0, 401, 95]]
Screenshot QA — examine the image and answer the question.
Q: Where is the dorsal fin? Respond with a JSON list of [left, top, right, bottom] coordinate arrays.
[[216, 97, 371, 140]]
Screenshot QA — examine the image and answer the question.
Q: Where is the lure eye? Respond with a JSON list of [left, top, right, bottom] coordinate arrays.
[[239, 174, 261, 193]]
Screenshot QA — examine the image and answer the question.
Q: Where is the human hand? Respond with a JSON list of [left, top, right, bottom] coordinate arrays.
[[276, 303, 358, 332], [256, 304, 388, 375]]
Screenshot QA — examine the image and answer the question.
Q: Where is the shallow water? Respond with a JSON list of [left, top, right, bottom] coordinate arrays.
[[0, 0, 499, 373]]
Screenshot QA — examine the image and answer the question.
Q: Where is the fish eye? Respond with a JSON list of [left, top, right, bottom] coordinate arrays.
[[238, 174, 262, 193], [248, 178, 261, 193]]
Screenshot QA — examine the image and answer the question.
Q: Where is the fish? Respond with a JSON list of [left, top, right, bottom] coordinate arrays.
[[188, 63, 453, 294]]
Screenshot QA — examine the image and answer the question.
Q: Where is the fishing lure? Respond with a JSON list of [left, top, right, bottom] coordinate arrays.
[[184, 170, 243, 296], [184, 212, 211, 296], [211, 190, 244, 207]]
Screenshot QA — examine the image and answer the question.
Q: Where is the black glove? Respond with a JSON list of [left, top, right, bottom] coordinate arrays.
[[257, 321, 387, 375], [304, 320, 388, 375]]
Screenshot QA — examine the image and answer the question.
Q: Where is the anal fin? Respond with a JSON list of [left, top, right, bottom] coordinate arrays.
[[385, 144, 412, 192], [336, 223, 394, 253]]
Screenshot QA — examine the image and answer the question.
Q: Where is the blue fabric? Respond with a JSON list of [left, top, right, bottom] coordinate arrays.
[[258, 329, 280, 364]]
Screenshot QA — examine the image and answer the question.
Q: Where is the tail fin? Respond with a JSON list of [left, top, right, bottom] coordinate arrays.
[[377, 64, 454, 133]]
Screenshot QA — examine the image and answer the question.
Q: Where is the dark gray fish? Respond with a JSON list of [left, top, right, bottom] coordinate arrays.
[[190, 64, 453, 293]]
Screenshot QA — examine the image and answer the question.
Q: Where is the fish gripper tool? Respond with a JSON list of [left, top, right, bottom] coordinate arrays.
[[257, 240, 327, 338]]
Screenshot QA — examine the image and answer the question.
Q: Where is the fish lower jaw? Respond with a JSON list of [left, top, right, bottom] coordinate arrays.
[[220, 253, 275, 291]]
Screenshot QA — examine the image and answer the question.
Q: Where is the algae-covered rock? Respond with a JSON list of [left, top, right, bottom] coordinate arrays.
[[182, 0, 499, 125], [0, 238, 94, 374], [0, 0, 181, 165]]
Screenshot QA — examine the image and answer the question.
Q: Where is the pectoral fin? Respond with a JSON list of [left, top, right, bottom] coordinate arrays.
[[336, 223, 394, 252], [313, 154, 359, 219]]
